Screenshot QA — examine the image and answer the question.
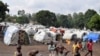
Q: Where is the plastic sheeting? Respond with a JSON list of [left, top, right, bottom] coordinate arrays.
[[24, 27, 36, 36], [4, 26, 19, 45], [86, 32, 100, 42], [62, 30, 75, 40], [63, 30, 89, 40], [34, 30, 49, 42]]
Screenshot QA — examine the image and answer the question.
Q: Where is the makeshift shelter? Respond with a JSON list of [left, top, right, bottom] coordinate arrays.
[[47, 30, 57, 41], [62, 30, 77, 40], [85, 32, 100, 42], [4, 26, 30, 45], [18, 30, 30, 45], [24, 27, 36, 36], [75, 30, 88, 39], [34, 30, 53, 43]]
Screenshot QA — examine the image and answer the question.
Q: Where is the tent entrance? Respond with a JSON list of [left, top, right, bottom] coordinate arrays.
[[19, 30, 29, 45]]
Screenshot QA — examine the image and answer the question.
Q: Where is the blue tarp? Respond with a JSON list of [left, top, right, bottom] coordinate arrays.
[[86, 32, 100, 42]]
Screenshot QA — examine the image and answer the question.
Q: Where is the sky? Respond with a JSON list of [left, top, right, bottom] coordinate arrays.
[[2, 0, 100, 15]]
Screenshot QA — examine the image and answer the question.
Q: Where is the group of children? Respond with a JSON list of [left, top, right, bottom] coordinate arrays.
[[14, 40, 41, 56], [14, 38, 93, 56], [48, 38, 93, 56], [48, 41, 69, 56], [72, 39, 93, 56]]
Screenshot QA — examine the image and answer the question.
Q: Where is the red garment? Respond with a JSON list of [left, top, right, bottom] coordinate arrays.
[[60, 29, 65, 36], [87, 42, 93, 51]]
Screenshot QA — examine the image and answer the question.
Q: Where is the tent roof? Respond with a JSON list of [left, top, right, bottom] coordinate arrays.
[[86, 32, 100, 42]]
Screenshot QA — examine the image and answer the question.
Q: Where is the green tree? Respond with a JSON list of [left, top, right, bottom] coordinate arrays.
[[18, 10, 25, 16], [5, 14, 13, 22], [55, 14, 62, 27], [35, 10, 57, 26], [57, 15, 69, 27], [67, 14, 73, 28], [77, 12, 85, 29], [16, 15, 29, 24], [72, 12, 78, 28], [84, 9, 97, 27], [56, 14, 73, 28], [5, 15, 17, 22], [0, 1, 9, 22], [87, 14, 100, 30], [16, 10, 29, 24]]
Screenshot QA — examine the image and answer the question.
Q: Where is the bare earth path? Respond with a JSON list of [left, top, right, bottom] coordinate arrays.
[[0, 41, 100, 56]]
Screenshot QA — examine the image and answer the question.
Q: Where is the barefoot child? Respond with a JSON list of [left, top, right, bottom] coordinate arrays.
[[14, 45, 22, 56], [48, 41, 56, 56], [85, 39, 93, 56], [74, 47, 81, 56], [72, 41, 78, 56]]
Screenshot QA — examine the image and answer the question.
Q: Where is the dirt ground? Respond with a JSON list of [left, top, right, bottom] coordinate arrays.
[[0, 40, 100, 56]]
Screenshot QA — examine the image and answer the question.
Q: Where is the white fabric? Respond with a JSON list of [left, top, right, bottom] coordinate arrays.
[[62, 31, 74, 40], [4, 26, 19, 45], [34, 30, 48, 42], [63, 30, 88, 39], [24, 27, 35, 35]]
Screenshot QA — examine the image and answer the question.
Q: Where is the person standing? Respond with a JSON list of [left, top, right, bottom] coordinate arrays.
[[85, 39, 93, 56], [74, 47, 81, 56], [48, 41, 56, 56], [14, 45, 22, 56], [77, 41, 82, 50], [82, 34, 88, 51], [55, 43, 68, 56], [72, 41, 78, 56]]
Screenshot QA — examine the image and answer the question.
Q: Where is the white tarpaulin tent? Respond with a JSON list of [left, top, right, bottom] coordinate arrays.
[[34, 29, 52, 43], [4, 26, 30, 45], [24, 27, 36, 36], [63, 31, 75, 40], [63, 30, 88, 40], [4, 26, 19, 45]]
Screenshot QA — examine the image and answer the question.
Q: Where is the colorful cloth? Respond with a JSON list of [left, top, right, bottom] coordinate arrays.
[[87, 42, 93, 51]]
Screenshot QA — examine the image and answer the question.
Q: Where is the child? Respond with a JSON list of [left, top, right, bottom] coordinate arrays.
[[77, 41, 82, 50], [14, 45, 22, 56], [82, 34, 88, 51], [72, 41, 78, 56], [85, 39, 93, 56], [28, 50, 39, 56], [66, 39, 71, 45], [74, 47, 81, 56], [48, 41, 56, 56], [55, 44, 68, 56]]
